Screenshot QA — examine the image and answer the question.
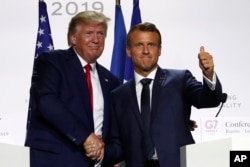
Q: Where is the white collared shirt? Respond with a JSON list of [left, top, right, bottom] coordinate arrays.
[[134, 68, 157, 111]]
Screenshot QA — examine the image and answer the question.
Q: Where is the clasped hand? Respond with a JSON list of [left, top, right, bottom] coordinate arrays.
[[83, 133, 104, 161]]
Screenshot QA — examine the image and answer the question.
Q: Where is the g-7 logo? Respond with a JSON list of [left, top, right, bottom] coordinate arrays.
[[205, 120, 218, 129]]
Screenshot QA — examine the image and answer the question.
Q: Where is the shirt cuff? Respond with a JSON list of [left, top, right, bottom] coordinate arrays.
[[203, 72, 216, 91], [94, 157, 103, 167]]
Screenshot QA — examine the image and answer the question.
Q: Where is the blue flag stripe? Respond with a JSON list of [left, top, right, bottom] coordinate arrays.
[[124, 0, 142, 81], [110, 4, 127, 84], [111, 0, 142, 83]]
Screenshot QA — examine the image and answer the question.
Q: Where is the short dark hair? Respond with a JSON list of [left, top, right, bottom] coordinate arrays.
[[126, 22, 162, 47]]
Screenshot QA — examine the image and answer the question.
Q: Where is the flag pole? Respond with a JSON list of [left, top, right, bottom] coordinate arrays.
[[116, 0, 120, 5]]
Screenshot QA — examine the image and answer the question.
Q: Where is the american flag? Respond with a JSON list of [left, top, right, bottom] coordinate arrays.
[[34, 0, 54, 60], [26, 0, 54, 130]]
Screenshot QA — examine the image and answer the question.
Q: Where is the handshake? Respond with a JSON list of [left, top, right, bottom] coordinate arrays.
[[83, 120, 198, 161], [83, 133, 105, 161]]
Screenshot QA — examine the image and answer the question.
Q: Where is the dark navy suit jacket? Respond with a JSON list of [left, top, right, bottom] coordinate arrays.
[[25, 47, 120, 167], [109, 67, 223, 167]]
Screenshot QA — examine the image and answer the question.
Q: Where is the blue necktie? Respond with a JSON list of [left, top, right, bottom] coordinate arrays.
[[140, 78, 154, 159]]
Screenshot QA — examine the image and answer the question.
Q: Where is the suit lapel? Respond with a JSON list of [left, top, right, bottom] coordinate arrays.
[[66, 48, 94, 125], [96, 63, 112, 139], [96, 63, 109, 99], [127, 79, 144, 130], [151, 67, 167, 120]]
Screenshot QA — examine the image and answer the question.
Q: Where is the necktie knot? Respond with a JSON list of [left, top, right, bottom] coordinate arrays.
[[84, 64, 92, 72], [140, 78, 152, 86]]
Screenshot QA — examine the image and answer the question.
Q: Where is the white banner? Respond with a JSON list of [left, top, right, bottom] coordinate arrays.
[[0, 0, 250, 145]]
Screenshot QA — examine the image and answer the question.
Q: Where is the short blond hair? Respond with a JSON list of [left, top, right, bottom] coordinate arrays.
[[67, 11, 110, 46]]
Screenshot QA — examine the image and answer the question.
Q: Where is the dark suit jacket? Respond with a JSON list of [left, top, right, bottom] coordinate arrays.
[[109, 67, 223, 167], [25, 47, 120, 167]]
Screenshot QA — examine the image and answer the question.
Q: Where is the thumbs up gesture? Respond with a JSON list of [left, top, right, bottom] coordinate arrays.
[[198, 46, 214, 80]]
